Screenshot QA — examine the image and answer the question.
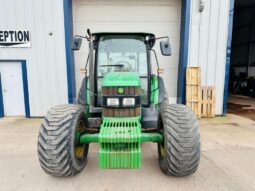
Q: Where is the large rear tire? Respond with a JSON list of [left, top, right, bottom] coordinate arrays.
[[158, 104, 200, 176], [158, 76, 169, 107], [77, 77, 88, 105], [37, 104, 89, 176]]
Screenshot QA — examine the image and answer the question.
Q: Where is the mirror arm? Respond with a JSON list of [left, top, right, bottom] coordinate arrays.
[[74, 35, 90, 41], [156, 36, 169, 47]]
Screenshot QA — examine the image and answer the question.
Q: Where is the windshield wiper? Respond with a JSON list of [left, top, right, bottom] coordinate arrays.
[[99, 64, 124, 68]]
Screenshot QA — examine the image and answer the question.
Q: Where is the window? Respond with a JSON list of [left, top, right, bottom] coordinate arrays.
[[96, 35, 148, 105]]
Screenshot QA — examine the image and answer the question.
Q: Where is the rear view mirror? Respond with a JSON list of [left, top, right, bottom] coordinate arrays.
[[71, 37, 82, 50], [160, 41, 172, 56]]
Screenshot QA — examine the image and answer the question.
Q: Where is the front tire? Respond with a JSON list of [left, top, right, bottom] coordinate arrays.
[[158, 104, 200, 176], [37, 104, 89, 176]]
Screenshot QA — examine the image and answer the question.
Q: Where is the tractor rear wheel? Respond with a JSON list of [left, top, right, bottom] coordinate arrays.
[[158, 104, 200, 176], [37, 104, 89, 176], [77, 77, 88, 105], [158, 91, 169, 108]]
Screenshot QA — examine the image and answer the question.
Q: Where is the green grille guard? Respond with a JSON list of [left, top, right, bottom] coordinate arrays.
[[99, 117, 141, 168], [79, 117, 163, 169]]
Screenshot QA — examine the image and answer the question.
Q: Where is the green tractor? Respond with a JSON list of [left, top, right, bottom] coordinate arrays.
[[37, 30, 200, 177]]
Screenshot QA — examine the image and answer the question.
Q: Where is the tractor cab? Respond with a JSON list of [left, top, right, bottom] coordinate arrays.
[[94, 33, 153, 107], [73, 32, 171, 113], [73, 32, 172, 130]]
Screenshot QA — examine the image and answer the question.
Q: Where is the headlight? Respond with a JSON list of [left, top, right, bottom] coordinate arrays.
[[122, 98, 135, 106], [107, 98, 119, 106]]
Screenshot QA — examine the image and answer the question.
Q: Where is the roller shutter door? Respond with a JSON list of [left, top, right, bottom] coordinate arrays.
[[73, 0, 182, 102]]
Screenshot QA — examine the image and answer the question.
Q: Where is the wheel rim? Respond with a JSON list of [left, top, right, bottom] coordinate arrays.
[[159, 144, 165, 157], [75, 120, 85, 158], [158, 112, 165, 157]]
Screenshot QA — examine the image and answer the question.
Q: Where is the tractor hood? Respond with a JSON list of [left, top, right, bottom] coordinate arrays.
[[102, 72, 140, 87]]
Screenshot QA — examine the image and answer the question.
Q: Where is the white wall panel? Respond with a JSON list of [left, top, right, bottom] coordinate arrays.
[[188, 0, 230, 114], [73, 0, 182, 102], [0, 0, 68, 116]]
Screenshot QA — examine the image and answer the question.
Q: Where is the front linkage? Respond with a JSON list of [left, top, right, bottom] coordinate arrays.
[[78, 117, 163, 168]]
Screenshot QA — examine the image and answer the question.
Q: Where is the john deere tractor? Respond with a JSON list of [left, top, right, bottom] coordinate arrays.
[[37, 30, 200, 177]]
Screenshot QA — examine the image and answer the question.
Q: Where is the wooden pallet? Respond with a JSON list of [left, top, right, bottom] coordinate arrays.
[[201, 86, 216, 117], [186, 67, 201, 118]]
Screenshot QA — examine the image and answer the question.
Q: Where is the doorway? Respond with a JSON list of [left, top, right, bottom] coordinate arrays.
[[227, 0, 255, 120], [0, 62, 25, 116]]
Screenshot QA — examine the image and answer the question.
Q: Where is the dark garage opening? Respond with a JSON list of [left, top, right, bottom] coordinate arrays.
[[227, 0, 255, 120]]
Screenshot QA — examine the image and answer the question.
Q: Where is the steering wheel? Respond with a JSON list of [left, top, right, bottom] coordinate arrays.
[[114, 61, 131, 70]]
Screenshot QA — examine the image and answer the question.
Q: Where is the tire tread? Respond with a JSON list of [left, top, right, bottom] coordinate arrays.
[[159, 104, 200, 176], [37, 104, 86, 176]]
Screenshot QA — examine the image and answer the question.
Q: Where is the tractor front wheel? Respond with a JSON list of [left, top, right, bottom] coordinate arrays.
[[37, 104, 89, 176], [158, 104, 200, 176]]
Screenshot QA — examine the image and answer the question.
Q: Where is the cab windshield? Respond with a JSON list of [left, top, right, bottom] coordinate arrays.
[[96, 35, 148, 105]]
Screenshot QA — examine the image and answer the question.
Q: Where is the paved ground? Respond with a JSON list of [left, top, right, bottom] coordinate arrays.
[[228, 94, 255, 121], [0, 114, 255, 191]]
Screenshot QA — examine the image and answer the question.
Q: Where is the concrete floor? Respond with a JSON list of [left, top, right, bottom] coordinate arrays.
[[0, 115, 255, 191], [228, 94, 255, 121]]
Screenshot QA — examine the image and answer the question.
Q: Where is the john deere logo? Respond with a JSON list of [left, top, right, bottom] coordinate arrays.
[[0, 30, 31, 48], [118, 87, 124, 94]]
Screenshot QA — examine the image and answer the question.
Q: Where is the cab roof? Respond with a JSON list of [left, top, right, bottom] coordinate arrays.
[[92, 32, 156, 48], [92, 32, 155, 38]]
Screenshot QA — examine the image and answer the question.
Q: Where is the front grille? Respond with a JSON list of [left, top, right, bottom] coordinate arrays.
[[102, 107, 140, 117], [102, 86, 141, 117], [102, 86, 140, 95]]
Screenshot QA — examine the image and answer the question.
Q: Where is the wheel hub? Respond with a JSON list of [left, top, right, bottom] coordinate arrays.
[[75, 120, 85, 158]]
